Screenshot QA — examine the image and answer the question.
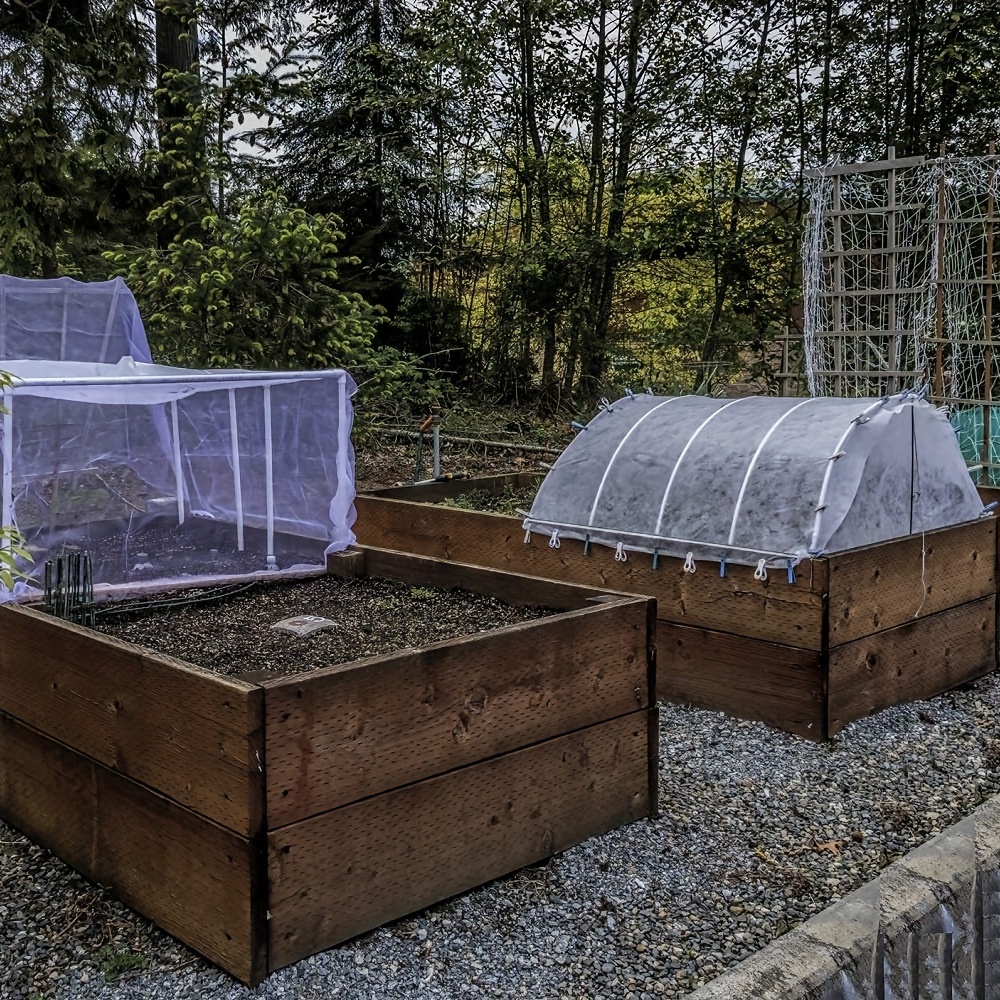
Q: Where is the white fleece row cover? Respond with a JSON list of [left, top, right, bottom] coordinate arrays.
[[523, 392, 986, 569]]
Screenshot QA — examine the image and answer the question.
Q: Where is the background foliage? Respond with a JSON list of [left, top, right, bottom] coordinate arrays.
[[1, 0, 998, 413]]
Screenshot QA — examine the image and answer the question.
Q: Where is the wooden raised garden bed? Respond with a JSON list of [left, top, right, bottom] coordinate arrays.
[[0, 546, 656, 985], [356, 477, 997, 741]]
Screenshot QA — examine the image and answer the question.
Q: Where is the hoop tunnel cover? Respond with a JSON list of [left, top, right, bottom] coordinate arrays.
[[523, 392, 985, 568]]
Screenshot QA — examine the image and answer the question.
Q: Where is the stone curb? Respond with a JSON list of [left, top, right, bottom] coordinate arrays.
[[686, 793, 1000, 999]]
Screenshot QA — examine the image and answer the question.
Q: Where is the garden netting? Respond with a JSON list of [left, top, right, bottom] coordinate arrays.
[[523, 390, 986, 571], [0, 277, 357, 602]]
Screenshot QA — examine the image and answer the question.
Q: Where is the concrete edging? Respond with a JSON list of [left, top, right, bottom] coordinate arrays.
[[686, 795, 1000, 999]]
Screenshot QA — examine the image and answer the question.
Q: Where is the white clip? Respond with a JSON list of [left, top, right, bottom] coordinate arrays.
[[549, 530, 561, 549], [754, 558, 768, 581], [614, 542, 628, 562], [523, 528, 532, 544], [683, 551, 696, 574]]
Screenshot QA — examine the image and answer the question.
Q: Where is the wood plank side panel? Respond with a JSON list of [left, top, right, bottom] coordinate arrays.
[[353, 498, 827, 649], [354, 545, 630, 611], [0, 605, 259, 834], [659, 622, 826, 741], [365, 472, 542, 502], [265, 598, 653, 827], [827, 519, 997, 646], [267, 712, 651, 972], [827, 595, 996, 736], [0, 711, 264, 985]]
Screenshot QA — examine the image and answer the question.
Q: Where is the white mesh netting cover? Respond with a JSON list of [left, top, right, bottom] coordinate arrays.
[[0, 277, 357, 601], [0, 274, 152, 363], [523, 391, 985, 570]]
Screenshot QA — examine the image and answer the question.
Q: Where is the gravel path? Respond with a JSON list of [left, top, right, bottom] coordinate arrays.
[[3, 664, 999, 1000]]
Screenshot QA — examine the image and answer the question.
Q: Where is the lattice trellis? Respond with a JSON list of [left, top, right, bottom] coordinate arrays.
[[800, 147, 999, 479]]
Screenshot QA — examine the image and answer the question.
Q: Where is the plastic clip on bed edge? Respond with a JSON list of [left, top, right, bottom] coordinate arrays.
[[652, 547, 660, 570], [787, 559, 796, 584], [584, 534, 591, 556]]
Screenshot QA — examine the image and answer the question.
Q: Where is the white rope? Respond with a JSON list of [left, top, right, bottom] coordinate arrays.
[[548, 529, 560, 549], [683, 551, 696, 573], [614, 542, 627, 562], [754, 558, 768, 582]]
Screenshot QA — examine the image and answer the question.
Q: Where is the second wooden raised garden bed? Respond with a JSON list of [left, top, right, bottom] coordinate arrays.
[[0, 546, 656, 985], [356, 476, 997, 741]]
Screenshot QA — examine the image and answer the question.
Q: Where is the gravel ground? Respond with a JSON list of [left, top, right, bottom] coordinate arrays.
[[2, 662, 999, 1000], [89, 576, 554, 676]]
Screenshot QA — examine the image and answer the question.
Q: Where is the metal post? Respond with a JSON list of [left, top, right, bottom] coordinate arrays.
[[228, 389, 245, 551]]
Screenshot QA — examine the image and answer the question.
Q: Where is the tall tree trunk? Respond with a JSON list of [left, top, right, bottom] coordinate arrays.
[[581, 0, 645, 399], [694, 0, 774, 392]]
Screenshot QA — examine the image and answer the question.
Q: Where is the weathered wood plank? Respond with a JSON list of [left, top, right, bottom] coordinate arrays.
[[659, 623, 826, 740], [267, 712, 652, 972], [0, 710, 265, 985], [352, 544, 639, 610], [0, 605, 261, 834], [827, 595, 996, 736], [365, 472, 542, 502], [265, 596, 653, 827], [353, 497, 828, 649], [827, 518, 996, 646]]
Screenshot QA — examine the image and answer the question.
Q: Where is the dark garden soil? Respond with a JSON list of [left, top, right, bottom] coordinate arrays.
[[90, 575, 555, 677]]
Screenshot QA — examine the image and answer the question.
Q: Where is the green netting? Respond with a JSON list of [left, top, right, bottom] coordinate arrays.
[[950, 406, 1000, 479]]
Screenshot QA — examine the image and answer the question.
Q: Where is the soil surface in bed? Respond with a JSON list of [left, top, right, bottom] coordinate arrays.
[[89, 575, 555, 677]]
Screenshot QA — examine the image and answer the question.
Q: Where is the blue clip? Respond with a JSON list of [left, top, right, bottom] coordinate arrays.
[[571, 420, 588, 432], [787, 560, 796, 585], [652, 548, 659, 570], [719, 556, 727, 578], [984, 501, 999, 513], [626, 388, 635, 400], [584, 534, 591, 556]]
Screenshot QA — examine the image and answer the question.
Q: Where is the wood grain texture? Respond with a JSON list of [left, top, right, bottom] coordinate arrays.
[[266, 712, 652, 972], [355, 545, 631, 611], [264, 597, 653, 826], [0, 711, 265, 985], [365, 472, 542, 502], [827, 595, 996, 736], [353, 497, 828, 648], [827, 519, 997, 646], [659, 622, 826, 740], [0, 604, 261, 834]]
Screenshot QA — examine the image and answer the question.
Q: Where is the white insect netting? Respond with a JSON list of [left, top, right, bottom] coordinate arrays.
[[0, 277, 357, 602], [522, 391, 985, 572], [0, 274, 152, 363]]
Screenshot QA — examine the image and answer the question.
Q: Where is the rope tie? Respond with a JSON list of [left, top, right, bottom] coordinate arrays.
[[683, 551, 697, 574], [754, 558, 768, 582], [523, 528, 531, 544], [614, 542, 627, 562], [548, 530, 561, 549]]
